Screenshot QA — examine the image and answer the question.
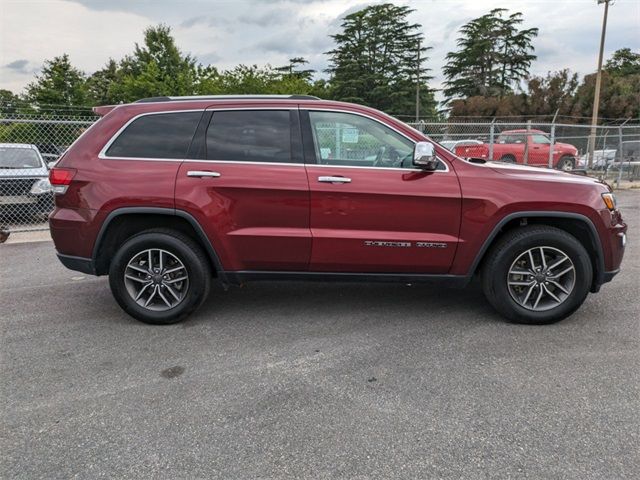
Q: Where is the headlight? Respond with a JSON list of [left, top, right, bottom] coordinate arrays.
[[601, 192, 617, 211], [30, 178, 52, 194]]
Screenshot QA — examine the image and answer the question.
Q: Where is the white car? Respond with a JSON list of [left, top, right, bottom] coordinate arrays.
[[0, 143, 53, 218], [576, 149, 617, 169]]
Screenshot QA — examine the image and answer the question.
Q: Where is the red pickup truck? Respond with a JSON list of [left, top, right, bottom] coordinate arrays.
[[455, 129, 578, 170]]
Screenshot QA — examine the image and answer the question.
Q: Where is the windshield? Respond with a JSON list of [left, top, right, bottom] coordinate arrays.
[[0, 147, 42, 169]]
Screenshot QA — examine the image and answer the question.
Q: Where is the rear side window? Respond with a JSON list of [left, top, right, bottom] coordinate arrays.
[[206, 110, 292, 163], [105, 112, 202, 159]]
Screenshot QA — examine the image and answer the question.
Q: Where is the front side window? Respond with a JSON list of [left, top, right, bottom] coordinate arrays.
[[498, 134, 526, 144], [531, 134, 551, 144], [206, 110, 292, 163], [308, 111, 415, 169], [105, 112, 202, 159]]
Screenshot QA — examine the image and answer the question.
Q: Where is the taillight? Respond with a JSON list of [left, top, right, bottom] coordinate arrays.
[[49, 168, 76, 194]]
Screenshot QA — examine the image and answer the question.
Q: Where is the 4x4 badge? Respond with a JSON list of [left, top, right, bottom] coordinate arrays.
[[417, 242, 448, 249]]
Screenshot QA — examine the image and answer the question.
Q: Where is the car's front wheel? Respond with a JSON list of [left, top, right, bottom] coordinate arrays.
[[557, 156, 575, 171], [482, 226, 593, 324], [109, 229, 211, 324]]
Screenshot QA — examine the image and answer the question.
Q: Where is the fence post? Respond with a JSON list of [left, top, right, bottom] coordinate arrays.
[[488, 119, 495, 161], [523, 120, 531, 165], [548, 109, 559, 169], [548, 123, 556, 169], [615, 126, 622, 188]]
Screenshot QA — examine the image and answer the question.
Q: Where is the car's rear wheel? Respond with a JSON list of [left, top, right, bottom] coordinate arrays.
[[109, 229, 211, 324], [482, 226, 592, 324], [500, 154, 516, 163], [557, 156, 575, 171]]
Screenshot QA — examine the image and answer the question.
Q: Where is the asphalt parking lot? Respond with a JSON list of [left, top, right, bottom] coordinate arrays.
[[1, 191, 639, 479]]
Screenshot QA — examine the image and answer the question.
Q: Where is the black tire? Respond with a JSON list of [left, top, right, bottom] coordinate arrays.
[[557, 156, 575, 171], [500, 154, 516, 163], [109, 229, 211, 324], [481, 225, 592, 325]]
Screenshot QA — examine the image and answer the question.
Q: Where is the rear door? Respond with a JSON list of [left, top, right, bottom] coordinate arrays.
[[175, 108, 311, 271], [302, 109, 462, 274]]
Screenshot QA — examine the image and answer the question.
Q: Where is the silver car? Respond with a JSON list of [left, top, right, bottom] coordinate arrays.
[[0, 143, 53, 219]]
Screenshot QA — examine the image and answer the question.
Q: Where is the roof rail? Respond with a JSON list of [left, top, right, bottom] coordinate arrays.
[[135, 94, 320, 103]]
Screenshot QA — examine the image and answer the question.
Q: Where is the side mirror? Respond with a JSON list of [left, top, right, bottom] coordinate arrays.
[[413, 142, 438, 171]]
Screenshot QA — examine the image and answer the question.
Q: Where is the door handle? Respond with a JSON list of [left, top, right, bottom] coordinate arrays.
[[318, 176, 351, 184], [187, 170, 221, 178]]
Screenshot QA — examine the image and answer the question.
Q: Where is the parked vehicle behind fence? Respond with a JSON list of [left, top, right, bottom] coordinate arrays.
[[0, 143, 53, 220], [455, 129, 579, 170], [48, 95, 626, 326]]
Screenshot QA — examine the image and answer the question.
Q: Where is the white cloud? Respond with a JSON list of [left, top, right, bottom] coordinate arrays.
[[0, 0, 151, 92]]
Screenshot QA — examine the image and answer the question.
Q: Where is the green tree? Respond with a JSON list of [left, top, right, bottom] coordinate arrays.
[[523, 69, 579, 117], [275, 57, 315, 82], [604, 48, 640, 77], [197, 63, 322, 97], [112, 24, 199, 102], [86, 59, 121, 105], [443, 8, 538, 102], [447, 70, 578, 120], [326, 3, 436, 117], [24, 54, 89, 114], [572, 71, 640, 121], [0, 89, 21, 113]]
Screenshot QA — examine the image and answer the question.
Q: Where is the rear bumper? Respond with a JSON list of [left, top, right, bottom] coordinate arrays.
[[56, 253, 96, 275]]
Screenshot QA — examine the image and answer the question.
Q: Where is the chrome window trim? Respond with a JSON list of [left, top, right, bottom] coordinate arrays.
[[184, 159, 304, 167], [99, 107, 298, 162], [98, 106, 450, 173], [302, 108, 450, 173]]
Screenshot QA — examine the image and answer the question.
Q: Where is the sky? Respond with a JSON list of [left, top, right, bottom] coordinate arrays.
[[1, 0, 639, 102]]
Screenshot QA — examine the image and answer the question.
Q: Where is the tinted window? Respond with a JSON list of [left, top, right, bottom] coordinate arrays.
[[308, 111, 415, 169], [206, 110, 292, 163], [106, 112, 202, 159]]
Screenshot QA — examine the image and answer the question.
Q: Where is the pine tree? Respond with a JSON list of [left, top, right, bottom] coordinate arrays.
[[443, 9, 538, 102], [326, 3, 436, 117]]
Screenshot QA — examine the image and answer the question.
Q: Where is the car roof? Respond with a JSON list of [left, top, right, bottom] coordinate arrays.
[[107, 95, 384, 115], [135, 94, 320, 103], [498, 129, 546, 134]]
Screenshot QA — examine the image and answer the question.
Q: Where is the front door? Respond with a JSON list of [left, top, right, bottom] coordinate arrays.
[[175, 108, 311, 271], [529, 133, 552, 165], [302, 110, 462, 274]]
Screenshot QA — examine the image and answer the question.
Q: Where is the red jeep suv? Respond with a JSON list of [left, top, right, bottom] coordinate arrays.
[[48, 95, 627, 325]]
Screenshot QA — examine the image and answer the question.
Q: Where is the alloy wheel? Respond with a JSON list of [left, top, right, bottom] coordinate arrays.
[[123, 248, 189, 311], [507, 246, 576, 311]]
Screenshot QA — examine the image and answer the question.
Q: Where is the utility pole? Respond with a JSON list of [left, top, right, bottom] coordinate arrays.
[[415, 38, 420, 123], [588, 0, 611, 169]]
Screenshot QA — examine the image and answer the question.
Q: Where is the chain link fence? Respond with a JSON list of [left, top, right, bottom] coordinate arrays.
[[407, 120, 640, 184], [0, 113, 96, 233], [1, 110, 638, 234]]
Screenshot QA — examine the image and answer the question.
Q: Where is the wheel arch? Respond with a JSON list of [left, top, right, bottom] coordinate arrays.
[[92, 207, 225, 281], [470, 211, 605, 292]]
